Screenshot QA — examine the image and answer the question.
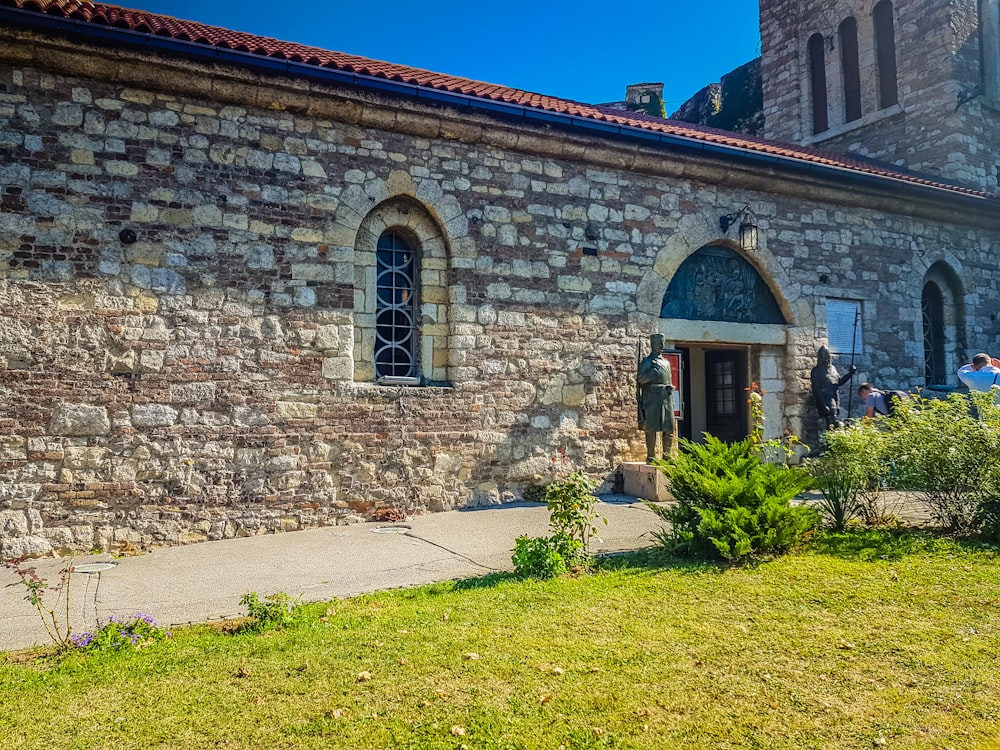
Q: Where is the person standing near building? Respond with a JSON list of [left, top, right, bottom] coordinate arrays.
[[957, 353, 1000, 392]]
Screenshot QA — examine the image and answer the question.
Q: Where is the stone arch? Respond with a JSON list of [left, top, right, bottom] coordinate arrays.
[[635, 218, 798, 330], [352, 196, 451, 384], [920, 260, 966, 386]]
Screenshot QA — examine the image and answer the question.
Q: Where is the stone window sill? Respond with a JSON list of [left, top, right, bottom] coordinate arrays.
[[803, 103, 904, 146]]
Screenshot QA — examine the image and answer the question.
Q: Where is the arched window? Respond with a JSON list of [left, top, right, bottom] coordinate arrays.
[[839, 17, 862, 122], [808, 33, 829, 134], [982, 0, 1000, 104], [873, 0, 899, 108], [921, 261, 966, 387], [374, 230, 419, 380], [922, 282, 946, 386]]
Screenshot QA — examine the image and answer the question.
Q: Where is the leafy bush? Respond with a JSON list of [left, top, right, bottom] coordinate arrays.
[[511, 469, 604, 578], [70, 613, 171, 651], [239, 591, 307, 633], [813, 392, 1000, 533], [649, 435, 818, 562], [511, 533, 582, 579], [545, 469, 606, 553]]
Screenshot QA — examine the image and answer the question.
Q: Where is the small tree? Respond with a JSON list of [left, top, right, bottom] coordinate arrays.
[[890, 392, 995, 531]]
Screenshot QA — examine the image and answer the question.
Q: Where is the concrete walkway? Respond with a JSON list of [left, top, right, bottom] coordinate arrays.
[[0, 498, 664, 653]]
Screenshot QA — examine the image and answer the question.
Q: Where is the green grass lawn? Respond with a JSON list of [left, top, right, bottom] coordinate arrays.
[[2, 531, 999, 750]]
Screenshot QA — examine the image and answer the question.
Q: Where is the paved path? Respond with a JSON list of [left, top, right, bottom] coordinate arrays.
[[0, 498, 664, 653]]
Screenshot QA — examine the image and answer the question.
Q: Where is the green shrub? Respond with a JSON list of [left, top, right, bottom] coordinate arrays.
[[650, 435, 817, 561], [511, 469, 604, 578], [239, 592, 307, 633], [544, 469, 605, 554], [511, 533, 583, 579], [887, 392, 996, 531], [808, 392, 1000, 534]]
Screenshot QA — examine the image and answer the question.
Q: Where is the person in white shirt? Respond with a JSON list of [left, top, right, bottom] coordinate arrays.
[[957, 353, 1000, 392]]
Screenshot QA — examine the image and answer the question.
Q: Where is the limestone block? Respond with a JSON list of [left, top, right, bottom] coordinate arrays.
[[563, 384, 586, 407], [621, 462, 673, 502], [275, 401, 318, 420], [1, 535, 52, 559], [62, 447, 109, 470], [0, 510, 29, 537], [49, 404, 111, 436], [0, 437, 27, 461], [322, 357, 352, 380], [132, 404, 179, 428], [170, 382, 217, 404], [314, 324, 342, 351], [291, 262, 336, 282]]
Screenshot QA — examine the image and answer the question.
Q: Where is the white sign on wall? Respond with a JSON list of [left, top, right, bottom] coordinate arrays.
[[825, 299, 862, 356]]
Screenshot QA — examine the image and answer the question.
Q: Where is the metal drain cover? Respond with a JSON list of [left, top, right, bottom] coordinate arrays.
[[371, 525, 411, 535], [73, 562, 118, 574]]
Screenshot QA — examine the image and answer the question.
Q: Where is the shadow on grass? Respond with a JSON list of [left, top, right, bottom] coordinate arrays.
[[803, 527, 998, 561]]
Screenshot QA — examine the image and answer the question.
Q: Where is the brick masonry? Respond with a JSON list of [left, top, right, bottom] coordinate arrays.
[[0, 28, 999, 558]]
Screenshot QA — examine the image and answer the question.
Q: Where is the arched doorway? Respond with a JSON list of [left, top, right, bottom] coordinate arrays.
[[660, 244, 788, 442]]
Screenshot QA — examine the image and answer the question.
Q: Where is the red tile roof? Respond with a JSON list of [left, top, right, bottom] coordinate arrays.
[[3, 0, 997, 203]]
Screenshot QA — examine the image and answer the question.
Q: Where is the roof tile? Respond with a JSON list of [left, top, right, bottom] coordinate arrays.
[[3, 0, 997, 201]]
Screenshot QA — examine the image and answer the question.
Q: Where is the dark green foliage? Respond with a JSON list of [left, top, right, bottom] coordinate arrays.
[[650, 435, 817, 561], [975, 496, 1000, 542]]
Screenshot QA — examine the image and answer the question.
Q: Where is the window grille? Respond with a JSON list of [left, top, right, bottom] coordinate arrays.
[[374, 231, 418, 380]]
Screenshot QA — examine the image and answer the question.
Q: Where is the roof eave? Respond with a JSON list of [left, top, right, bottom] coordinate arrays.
[[2, 4, 997, 212]]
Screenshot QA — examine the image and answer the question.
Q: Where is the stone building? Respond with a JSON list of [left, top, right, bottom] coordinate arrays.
[[760, 0, 1000, 194], [0, 0, 998, 557]]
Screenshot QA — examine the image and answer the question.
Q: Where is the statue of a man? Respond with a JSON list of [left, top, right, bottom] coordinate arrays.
[[637, 333, 675, 462], [810, 345, 856, 429]]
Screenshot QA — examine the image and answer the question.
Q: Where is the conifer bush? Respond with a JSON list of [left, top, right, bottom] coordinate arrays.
[[649, 435, 817, 562]]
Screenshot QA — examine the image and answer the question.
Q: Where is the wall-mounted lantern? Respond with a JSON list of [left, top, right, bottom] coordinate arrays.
[[719, 204, 759, 253]]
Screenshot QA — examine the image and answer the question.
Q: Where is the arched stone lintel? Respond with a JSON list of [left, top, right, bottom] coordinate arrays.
[[636, 222, 798, 328]]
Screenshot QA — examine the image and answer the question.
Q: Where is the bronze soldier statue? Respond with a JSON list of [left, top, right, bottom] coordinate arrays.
[[637, 333, 675, 462], [810, 345, 856, 430]]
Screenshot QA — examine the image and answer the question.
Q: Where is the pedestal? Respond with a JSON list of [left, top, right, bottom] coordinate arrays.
[[620, 462, 673, 503]]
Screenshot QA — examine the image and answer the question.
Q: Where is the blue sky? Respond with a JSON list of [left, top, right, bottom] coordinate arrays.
[[116, 0, 761, 110]]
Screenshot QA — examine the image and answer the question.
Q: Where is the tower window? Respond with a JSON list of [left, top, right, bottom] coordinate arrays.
[[840, 17, 862, 122], [874, 0, 899, 108], [808, 33, 829, 134]]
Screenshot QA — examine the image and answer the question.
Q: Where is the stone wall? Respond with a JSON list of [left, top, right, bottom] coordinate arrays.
[[761, 0, 1000, 194], [1, 30, 999, 558]]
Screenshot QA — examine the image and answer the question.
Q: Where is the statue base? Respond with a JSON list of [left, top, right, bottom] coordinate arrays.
[[620, 462, 673, 503]]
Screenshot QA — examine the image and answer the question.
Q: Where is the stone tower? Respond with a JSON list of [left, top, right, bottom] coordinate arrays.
[[760, 0, 1000, 194]]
